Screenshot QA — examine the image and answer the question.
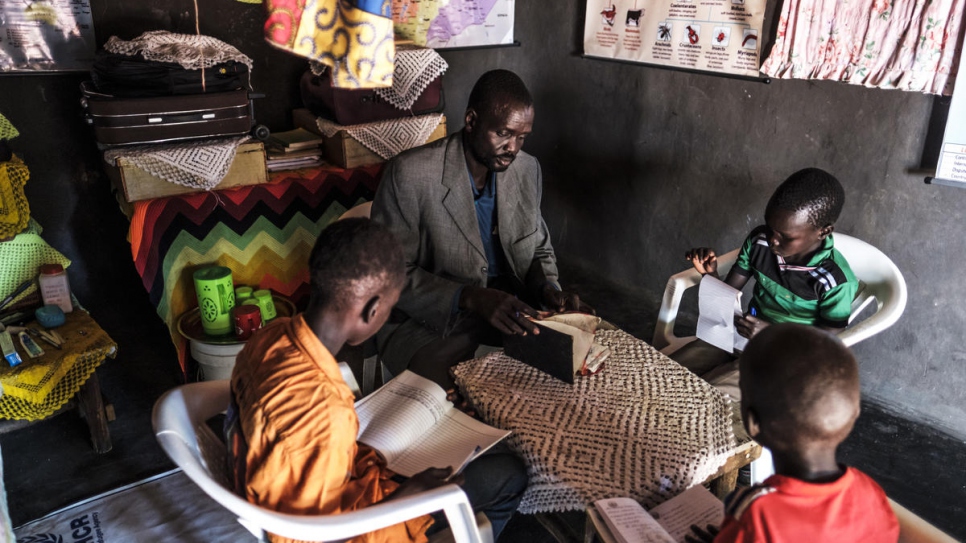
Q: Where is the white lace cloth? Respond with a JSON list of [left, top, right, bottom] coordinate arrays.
[[453, 329, 737, 514], [315, 114, 443, 160], [311, 45, 447, 110], [104, 31, 253, 72], [103, 137, 250, 191]]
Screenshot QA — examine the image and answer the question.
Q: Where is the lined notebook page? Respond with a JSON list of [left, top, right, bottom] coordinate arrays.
[[649, 485, 723, 542], [356, 371, 449, 465], [390, 409, 510, 477]]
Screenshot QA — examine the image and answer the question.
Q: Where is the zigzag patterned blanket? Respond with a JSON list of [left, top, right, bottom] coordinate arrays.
[[128, 165, 382, 375]]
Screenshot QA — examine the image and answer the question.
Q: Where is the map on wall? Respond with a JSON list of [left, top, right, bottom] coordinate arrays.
[[583, 0, 765, 77], [392, 0, 515, 49], [0, 0, 96, 72]]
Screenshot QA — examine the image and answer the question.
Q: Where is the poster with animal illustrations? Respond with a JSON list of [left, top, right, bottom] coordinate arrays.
[[583, 0, 765, 77]]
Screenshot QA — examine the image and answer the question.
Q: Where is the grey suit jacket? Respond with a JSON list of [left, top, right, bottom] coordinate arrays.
[[371, 132, 560, 335]]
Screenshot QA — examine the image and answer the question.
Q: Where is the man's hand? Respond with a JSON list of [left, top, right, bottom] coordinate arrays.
[[542, 285, 596, 315], [735, 313, 769, 339], [445, 370, 477, 419], [461, 286, 539, 335], [686, 248, 718, 277], [684, 523, 719, 543], [389, 467, 460, 501]]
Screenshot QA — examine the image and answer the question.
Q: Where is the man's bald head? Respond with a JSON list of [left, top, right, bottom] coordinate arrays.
[[739, 324, 860, 452]]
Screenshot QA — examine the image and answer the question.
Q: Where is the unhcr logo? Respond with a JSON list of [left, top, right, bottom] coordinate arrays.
[[21, 512, 104, 543]]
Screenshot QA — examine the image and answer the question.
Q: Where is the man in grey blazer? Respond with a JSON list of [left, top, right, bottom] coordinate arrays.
[[371, 69, 588, 388]]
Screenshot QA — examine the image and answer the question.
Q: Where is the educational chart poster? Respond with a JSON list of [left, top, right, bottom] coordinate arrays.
[[935, 64, 966, 184], [0, 0, 96, 72], [583, 0, 764, 77], [392, 0, 514, 49]]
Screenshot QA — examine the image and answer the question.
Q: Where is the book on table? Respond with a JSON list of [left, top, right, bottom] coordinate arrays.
[[695, 275, 749, 354], [266, 128, 325, 152], [590, 485, 724, 543], [503, 312, 611, 384], [354, 370, 511, 477]]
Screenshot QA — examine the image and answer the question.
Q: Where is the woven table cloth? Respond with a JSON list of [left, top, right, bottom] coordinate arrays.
[[127, 164, 382, 376], [0, 310, 117, 420], [453, 329, 736, 514]]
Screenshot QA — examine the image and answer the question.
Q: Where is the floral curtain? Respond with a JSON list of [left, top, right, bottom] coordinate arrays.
[[760, 0, 964, 95]]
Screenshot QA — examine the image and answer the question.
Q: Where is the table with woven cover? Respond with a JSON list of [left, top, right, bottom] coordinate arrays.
[[0, 310, 117, 452], [453, 328, 737, 515]]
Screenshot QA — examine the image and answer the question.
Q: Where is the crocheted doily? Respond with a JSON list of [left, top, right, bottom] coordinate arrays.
[[104, 31, 253, 72], [311, 45, 447, 110], [0, 113, 19, 140], [0, 155, 30, 240], [315, 114, 443, 160], [103, 137, 250, 191], [453, 329, 736, 514]]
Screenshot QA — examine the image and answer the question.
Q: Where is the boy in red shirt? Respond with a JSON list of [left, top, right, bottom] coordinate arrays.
[[691, 323, 899, 543]]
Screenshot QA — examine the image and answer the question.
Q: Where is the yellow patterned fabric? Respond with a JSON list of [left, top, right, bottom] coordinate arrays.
[[0, 155, 30, 240], [0, 113, 18, 140], [0, 311, 117, 420], [0, 227, 71, 309], [264, 0, 394, 88]]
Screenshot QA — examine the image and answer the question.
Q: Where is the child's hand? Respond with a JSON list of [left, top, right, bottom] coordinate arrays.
[[736, 313, 769, 339], [686, 248, 718, 277]]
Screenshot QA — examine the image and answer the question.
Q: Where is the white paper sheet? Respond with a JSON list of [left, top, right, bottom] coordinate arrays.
[[696, 275, 744, 353]]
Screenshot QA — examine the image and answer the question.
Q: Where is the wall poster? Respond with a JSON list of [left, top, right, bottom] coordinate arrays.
[[392, 0, 515, 49], [0, 0, 96, 72], [934, 61, 966, 186], [583, 0, 765, 77]]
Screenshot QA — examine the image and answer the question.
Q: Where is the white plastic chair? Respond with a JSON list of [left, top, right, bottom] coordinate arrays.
[[889, 499, 959, 543], [652, 233, 908, 354], [153, 380, 491, 543]]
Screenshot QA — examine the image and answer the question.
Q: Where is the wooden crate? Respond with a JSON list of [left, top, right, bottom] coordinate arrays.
[[292, 108, 447, 168], [105, 141, 268, 202]]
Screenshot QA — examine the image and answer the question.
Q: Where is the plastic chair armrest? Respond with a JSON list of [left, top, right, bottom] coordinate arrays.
[[652, 249, 739, 350]]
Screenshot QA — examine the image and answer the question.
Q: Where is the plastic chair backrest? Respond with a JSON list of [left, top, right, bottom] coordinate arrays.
[[652, 233, 907, 352], [338, 201, 372, 221], [153, 380, 487, 543], [890, 499, 958, 543]]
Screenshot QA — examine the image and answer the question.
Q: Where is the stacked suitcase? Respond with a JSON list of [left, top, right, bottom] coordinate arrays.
[[81, 47, 268, 146], [295, 45, 449, 168]]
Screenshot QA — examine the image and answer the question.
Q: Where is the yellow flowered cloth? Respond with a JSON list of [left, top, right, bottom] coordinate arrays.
[[0, 155, 30, 240], [264, 0, 394, 88], [0, 227, 70, 309], [0, 310, 117, 420]]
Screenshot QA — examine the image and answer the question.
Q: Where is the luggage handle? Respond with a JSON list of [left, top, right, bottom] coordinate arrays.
[[147, 112, 217, 124]]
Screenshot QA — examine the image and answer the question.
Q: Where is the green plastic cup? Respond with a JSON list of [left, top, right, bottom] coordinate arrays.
[[252, 289, 277, 322], [193, 266, 236, 335]]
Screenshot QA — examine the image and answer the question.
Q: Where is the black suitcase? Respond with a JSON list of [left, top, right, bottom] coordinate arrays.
[[81, 81, 265, 146], [91, 51, 250, 98], [300, 69, 445, 125]]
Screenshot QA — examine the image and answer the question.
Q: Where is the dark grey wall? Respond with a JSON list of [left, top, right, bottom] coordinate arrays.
[[1, 0, 963, 437], [436, 1, 966, 439]]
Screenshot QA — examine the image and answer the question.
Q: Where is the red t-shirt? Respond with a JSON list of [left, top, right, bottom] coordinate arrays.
[[714, 467, 899, 543]]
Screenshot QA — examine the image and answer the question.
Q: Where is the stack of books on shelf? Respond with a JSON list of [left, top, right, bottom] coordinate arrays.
[[265, 128, 325, 171]]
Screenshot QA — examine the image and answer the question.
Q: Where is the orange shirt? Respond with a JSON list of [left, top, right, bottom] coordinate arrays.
[[231, 314, 433, 543]]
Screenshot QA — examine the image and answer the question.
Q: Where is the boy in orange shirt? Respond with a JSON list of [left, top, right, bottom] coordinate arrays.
[[690, 324, 899, 543], [228, 218, 526, 543]]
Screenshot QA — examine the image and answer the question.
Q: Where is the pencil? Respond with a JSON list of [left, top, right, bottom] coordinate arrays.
[[0, 278, 34, 312]]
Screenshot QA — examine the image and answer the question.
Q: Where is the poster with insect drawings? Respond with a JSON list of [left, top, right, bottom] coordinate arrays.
[[583, 0, 764, 77]]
